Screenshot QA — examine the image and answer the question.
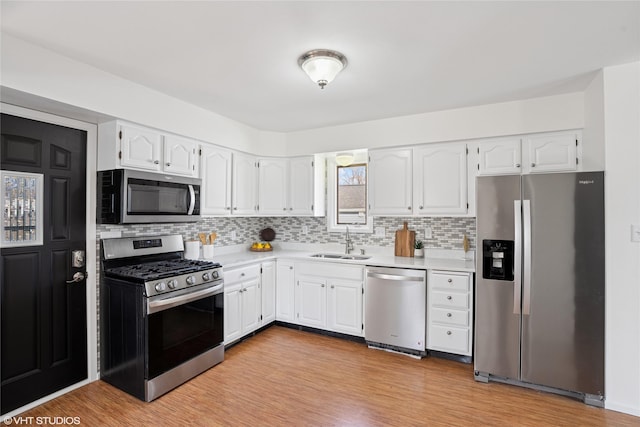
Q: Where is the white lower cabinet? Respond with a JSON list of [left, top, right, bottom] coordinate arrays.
[[293, 262, 364, 337], [224, 262, 275, 345], [427, 270, 473, 356], [276, 260, 296, 322]]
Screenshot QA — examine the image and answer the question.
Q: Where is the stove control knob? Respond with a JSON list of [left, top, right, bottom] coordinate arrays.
[[212, 271, 219, 279], [155, 282, 167, 292], [202, 272, 211, 282], [186, 275, 196, 285], [167, 279, 178, 289]]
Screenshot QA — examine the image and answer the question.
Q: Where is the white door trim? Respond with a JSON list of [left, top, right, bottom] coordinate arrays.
[[0, 103, 98, 417]]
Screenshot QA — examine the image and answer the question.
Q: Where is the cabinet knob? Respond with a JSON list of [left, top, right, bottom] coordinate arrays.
[[321, 284, 325, 288], [153, 160, 160, 165], [289, 266, 293, 270], [446, 313, 452, 317], [531, 162, 536, 167], [283, 208, 287, 211], [419, 206, 423, 210], [515, 163, 521, 168], [447, 278, 452, 283], [240, 273, 245, 277], [289, 207, 293, 211], [331, 285, 335, 289], [166, 162, 171, 167], [446, 330, 452, 336], [225, 207, 231, 210], [408, 206, 411, 210], [447, 295, 452, 300], [233, 207, 238, 211]]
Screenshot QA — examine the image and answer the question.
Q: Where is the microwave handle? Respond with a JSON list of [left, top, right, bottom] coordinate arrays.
[[188, 185, 196, 215]]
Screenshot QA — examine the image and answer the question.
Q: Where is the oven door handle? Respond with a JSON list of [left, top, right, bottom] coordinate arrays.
[[147, 283, 223, 315]]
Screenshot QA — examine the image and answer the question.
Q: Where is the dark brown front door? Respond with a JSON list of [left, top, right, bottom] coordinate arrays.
[[1, 113, 87, 414]]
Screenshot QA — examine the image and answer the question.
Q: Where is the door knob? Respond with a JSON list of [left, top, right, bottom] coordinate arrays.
[[66, 272, 86, 284]]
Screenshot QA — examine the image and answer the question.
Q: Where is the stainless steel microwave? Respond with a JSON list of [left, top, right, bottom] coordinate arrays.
[[97, 169, 201, 224]]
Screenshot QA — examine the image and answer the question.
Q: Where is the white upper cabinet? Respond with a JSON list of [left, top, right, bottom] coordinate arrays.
[[477, 137, 523, 176], [119, 123, 163, 172], [368, 148, 413, 215], [413, 142, 468, 215], [288, 157, 315, 215], [523, 131, 579, 174], [232, 152, 258, 215], [257, 156, 314, 216], [258, 158, 289, 215], [163, 134, 199, 177], [98, 121, 199, 177], [200, 145, 232, 215]]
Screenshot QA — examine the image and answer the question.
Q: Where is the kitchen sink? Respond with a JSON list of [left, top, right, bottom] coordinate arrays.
[[310, 253, 371, 260]]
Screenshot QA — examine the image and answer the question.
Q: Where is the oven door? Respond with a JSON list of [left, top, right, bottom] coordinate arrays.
[[146, 281, 223, 380]]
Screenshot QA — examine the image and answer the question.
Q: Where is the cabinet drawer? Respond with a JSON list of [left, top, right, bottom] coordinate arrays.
[[428, 325, 470, 355], [224, 264, 261, 284], [430, 307, 469, 327], [430, 291, 469, 309], [430, 271, 470, 292]]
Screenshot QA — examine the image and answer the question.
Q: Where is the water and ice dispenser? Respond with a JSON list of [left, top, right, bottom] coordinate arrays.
[[482, 240, 514, 281]]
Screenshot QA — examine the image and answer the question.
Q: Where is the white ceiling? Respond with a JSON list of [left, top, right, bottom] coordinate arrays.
[[1, 1, 639, 133]]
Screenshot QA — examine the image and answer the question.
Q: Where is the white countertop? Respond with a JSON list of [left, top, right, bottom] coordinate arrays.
[[204, 243, 475, 273]]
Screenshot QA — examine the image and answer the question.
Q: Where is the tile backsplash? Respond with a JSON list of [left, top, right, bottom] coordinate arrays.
[[97, 216, 476, 250]]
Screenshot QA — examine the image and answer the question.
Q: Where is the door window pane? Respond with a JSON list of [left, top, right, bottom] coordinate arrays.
[[337, 164, 367, 224], [1, 170, 43, 247]]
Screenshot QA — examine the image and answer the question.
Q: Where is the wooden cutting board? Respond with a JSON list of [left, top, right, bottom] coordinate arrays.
[[395, 222, 415, 257]]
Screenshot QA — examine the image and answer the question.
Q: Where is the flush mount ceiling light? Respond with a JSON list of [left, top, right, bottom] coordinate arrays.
[[335, 152, 354, 166], [298, 49, 348, 89]]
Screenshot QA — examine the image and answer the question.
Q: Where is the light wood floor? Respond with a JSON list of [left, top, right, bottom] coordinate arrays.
[[7, 326, 638, 426]]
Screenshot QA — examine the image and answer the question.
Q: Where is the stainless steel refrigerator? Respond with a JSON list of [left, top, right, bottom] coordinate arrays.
[[474, 172, 605, 406]]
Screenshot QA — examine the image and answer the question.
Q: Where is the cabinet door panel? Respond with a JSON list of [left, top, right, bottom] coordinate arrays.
[[120, 125, 162, 171], [258, 158, 288, 215], [296, 276, 326, 328], [368, 149, 413, 215], [327, 279, 363, 336], [164, 135, 198, 177], [414, 143, 467, 215], [478, 138, 522, 176], [200, 146, 232, 215], [241, 278, 261, 334], [232, 153, 257, 214], [276, 261, 296, 322], [289, 157, 314, 215], [525, 132, 578, 173], [224, 284, 242, 344]]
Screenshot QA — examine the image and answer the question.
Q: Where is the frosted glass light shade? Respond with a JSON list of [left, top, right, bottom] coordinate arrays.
[[298, 50, 347, 89], [335, 152, 354, 166]]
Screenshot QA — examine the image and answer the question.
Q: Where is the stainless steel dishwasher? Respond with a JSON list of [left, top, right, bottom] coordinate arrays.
[[364, 266, 426, 352]]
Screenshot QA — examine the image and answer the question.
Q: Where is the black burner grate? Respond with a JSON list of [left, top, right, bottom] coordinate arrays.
[[104, 259, 221, 282]]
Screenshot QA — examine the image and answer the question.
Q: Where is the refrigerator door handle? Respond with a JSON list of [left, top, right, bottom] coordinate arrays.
[[513, 200, 522, 315], [523, 199, 532, 315]]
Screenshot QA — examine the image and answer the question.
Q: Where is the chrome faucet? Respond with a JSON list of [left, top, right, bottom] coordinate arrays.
[[345, 226, 354, 254]]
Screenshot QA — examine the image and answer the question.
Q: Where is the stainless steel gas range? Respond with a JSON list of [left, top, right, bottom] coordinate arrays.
[[100, 235, 224, 401]]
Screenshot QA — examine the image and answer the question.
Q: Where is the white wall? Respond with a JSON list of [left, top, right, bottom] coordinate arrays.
[[285, 92, 585, 155], [0, 33, 287, 156], [603, 61, 640, 416]]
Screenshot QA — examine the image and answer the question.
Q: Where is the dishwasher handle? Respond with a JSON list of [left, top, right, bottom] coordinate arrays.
[[366, 272, 424, 282]]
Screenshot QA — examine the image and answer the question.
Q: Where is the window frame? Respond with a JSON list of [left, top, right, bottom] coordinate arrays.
[[326, 157, 373, 234]]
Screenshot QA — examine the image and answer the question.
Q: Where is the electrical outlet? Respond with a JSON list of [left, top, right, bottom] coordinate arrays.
[[231, 230, 237, 240], [632, 224, 640, 243], [375, 227, 385, 237], [425, 227, 433, 239], [302, 225, 309, 234]]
